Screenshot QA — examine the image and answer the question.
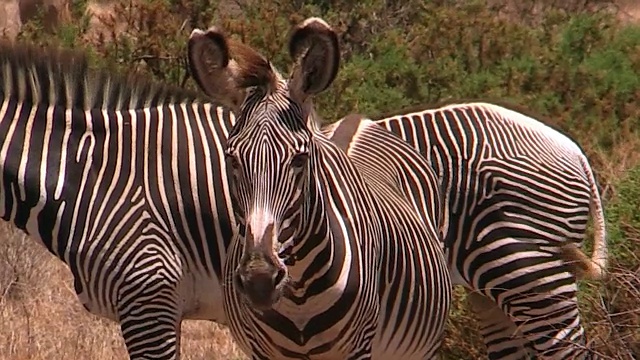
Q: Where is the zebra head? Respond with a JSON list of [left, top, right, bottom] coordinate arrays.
[[188, 18, 339, 310]]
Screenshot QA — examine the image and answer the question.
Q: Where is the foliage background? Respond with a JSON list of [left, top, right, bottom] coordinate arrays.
[[1, 0, 639, 358]]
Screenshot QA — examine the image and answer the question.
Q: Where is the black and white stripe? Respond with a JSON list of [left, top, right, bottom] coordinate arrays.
[[187, 18, 452, 360], [0, 43, 238, 359], [375, 102, 607, 359]]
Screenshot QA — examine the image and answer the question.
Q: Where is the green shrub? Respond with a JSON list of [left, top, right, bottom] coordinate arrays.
[[606, 166, 640, 267]]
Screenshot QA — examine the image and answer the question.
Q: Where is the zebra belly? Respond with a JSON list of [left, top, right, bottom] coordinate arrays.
[[72, 274, 119, 321], [179, 270, 226, 323], [72, 266, 226, 324]]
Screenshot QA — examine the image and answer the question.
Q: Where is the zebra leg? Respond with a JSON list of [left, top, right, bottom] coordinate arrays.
[[483, 243, 592, 359], [506, 283, 592, 359], [466, 289, 533, 360], [118, 290, 183, 360], [116, 248, 184, 360]]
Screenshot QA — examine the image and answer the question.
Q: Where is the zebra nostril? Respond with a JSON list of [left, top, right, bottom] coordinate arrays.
[[273, 268, 286, 286]]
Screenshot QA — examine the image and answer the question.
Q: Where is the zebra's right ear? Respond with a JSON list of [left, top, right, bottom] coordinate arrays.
[[187, 27, 243, 110]]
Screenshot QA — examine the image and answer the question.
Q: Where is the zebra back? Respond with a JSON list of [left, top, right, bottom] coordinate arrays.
[[374, 101, 607, 277]]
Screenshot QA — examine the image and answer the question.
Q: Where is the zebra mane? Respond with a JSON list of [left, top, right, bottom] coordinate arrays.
[[0, 41, 208, 111], [227, 39, 277, 90]]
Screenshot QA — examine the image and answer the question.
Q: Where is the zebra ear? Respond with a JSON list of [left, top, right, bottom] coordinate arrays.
[[187, 27, 243, 110], [288, 17, 340, 101]]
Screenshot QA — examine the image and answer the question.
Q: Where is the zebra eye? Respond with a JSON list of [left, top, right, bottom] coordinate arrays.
[[290, 152, 309, 169], [246, 85, 264, 97], [225, 153, 241, 171]]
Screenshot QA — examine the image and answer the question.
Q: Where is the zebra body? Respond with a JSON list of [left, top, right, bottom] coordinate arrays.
[[375, 102, 606, 359], [0, 44, 237, 359], [186, 18, 451, 359], [326, 113, 445, 240]]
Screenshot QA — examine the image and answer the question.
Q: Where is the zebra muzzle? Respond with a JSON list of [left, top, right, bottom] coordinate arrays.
[[234, 255, 287, 310]]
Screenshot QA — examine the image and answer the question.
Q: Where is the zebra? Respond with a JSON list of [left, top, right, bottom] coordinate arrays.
[[368, 102, 608, 359], [0, 36, 605, 360], [0, 42, 239, 359], [186, 17, 452, 359]]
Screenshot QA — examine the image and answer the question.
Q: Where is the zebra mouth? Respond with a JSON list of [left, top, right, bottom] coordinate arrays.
[[234, 268, 287, 311], [245, 291, 283, 312]]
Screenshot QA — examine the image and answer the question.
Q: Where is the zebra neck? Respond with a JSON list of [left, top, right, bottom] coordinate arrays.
[[286, 176, 340, 284], [286, 225, 326, 273], [286, 206, 352, 301]]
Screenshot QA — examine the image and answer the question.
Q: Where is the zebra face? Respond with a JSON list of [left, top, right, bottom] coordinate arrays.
[[225, 112, 313, 310], [187, 17, 340, 311]]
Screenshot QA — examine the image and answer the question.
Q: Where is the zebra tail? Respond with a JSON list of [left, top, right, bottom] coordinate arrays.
[[561, 154, 608, 281]]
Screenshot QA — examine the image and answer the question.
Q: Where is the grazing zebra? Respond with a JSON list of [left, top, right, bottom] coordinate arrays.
[[372, 103, 607, 359], [186, 17, 452, 359], [0, 42, 239, 359]]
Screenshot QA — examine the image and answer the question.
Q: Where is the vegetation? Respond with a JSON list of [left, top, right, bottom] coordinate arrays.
[[1, 0, 639, 358]]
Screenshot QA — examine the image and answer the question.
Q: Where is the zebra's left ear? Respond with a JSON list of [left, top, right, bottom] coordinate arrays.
[[288, 17, 340, 102]]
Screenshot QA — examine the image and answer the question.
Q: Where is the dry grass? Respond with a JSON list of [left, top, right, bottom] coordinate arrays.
[[0, 222, 246, 360], [581, 261, 640, 358]]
